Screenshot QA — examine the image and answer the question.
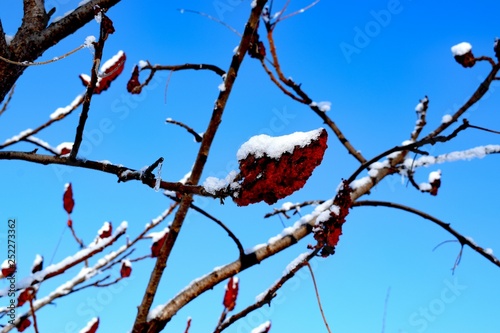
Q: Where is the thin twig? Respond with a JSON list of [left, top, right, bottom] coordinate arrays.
[[0, 151, 229, 197], [0, 84, 15, 117], [69, 10, 110, 160], [166, 118, 203, 142], [0, 95, 84, 150], [264, 200, 324, 218], [262, 26, 367, 164], [352, 200, 500, 269], [305, 262, 332, 333], [216, 250, 319, 333], [424, 63, 500, 140], [68, 224, 85, 249], [475, 56, 496, 68], [0, 44, 85, 66], [165, 193, 245, 258], [381, 287, 391, 333], [347, 119, 471, 184], [27, 288, 39, 333], [276, 0, 321, 22], [177, 9, 241, 36]]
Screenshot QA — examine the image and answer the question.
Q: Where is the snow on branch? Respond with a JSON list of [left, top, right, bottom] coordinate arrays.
[[406, 145, 500, 169], [1, 238, 128, 333], [0, 94, 84, 150], [0, 222, 127, 297]]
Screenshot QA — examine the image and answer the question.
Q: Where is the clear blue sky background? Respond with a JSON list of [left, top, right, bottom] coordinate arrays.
[[1, 1, 500, 332]]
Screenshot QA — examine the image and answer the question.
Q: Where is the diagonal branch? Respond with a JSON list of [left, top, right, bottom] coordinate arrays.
[[261, 25, 367, 164], [0, 151, 227, 197], [216, 250, 319, 333], [132, 3, 269, 332], [165, 193, 245, 257], [69, 10, 110, 160], [352, 200, 500, 269], [424, 63, 500, 140], [22, 0, 48, 33]]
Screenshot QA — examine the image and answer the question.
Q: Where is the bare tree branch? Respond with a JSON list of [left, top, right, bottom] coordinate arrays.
[[0, 0, 122, 104], [165, 193, 245, 258], [216, 251, 319, 333], [132, 3, 269, 331], [166, 118, 203, 143], [352, 200, 500, 269]]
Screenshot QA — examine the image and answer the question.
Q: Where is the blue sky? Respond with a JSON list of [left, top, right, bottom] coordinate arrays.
[[1, 1, 500, 332]]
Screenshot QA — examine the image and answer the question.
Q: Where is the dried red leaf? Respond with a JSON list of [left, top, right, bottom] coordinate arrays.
[[127, 65, 142, 94], [79, 74, 90, 88], [80, 317, 99, 333], [454, 51, 476, 68], [98, 222, 112, 239], [1, 260, 16, 278], [151, 232, 168, 257], [79, 51, 126, 94], [17, 288, 35, 307], [309, 180, 352, 257], [120, 260, 132, 278], [60, 147, 72, 155], [63, 183, 74, 215], [31, 255, 43, 274], [17, 316, 31, 332], [234, 129, 328, 206], [101, 14, 115, 36], [223, 276, 239, 311], [430, 178, 441, 196]]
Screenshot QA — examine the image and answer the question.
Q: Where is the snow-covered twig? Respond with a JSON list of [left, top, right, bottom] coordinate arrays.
[[264, 200, 324, 218], [424, 62, 500, 140], [0, 231, 128, 333], [0, 94, 84, 150], [347, 118, 472, 185], [215, 250, 318, 333], [0, 223, 128, 297]]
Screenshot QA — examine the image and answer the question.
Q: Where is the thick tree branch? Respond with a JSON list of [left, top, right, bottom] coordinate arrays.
[[132, 3, 269, 332], [352, 200, 500, 269], [22, 0, 48, 33], [0, 151, 230, 197], [0, 0, 121, 104]]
